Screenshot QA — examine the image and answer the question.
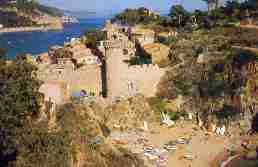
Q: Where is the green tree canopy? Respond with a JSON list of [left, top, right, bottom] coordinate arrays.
[[0, 55, 44, 165], [84, 28, 105, 48], [113, 7, 159, 26], [169, 5, 190, 27]]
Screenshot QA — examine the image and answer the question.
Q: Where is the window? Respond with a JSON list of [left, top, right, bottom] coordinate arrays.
[[123, 49, 129, 55]]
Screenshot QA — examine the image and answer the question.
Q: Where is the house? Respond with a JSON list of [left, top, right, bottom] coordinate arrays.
[[36, 52, 50, 64], [139, 8, 159, 18], [48, 45, 63, 63], [73, 53, 100, 65], [55, 49, 73, 65], [131, 28, 155, 46], [67, 43, 101, 66], [142, 43, 170, 65]]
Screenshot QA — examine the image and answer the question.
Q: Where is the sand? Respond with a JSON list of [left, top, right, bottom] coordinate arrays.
[[139, 122, 241, 167]]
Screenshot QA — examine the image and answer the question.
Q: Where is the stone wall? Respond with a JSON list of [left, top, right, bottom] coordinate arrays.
[[38, 63, 103, 99], [126, 64, 165, 97], [105, 46, 165, 100]]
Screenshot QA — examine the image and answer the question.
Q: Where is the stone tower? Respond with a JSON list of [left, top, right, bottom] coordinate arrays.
[[103, 40, 123, 100], [101, 20, 138, 100]]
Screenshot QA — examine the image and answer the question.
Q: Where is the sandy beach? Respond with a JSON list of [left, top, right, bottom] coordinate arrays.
[[143, 122, 236, 167], [108, 121, 248, 167]]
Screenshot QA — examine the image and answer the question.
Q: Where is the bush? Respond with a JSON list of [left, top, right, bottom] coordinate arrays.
[[163, 36, 178, 46], [14, 127, 72, 167], [148, 97, 167, 113], [252, 113, 258, 133], [167, 111, 181, 120], [148, 97, 182, 121]]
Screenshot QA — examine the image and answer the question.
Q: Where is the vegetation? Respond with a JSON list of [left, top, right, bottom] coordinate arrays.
[[15, 0, 63, 16], [0, 0, 63, 27], [112, 7, 159, 26], [35, 4, 64, 17], [252, 113, 258, 133], [157, 26, 258, 127], [168, 5, 190, 27], [84, 28, 105, 49], [0, 55, 43, 166], [148, 97, 183, 121], [1, 0, 258, 166], [112, 0, 258, 31]]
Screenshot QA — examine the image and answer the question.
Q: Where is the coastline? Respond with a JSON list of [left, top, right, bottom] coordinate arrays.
[[0, 25, 63, 34], [1, 17, 104, 58]]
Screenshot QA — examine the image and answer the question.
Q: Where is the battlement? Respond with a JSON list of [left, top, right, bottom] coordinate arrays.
[[101, 39, 134, 50], [128, 64, 163, 72], [102, 40, 122, 49]]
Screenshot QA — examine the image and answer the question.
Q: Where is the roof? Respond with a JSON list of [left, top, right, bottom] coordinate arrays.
[[38, 52, 49, 62], [132, 28, 155, 36], [143, 43, 169, 55], [158, 32, 170, 37], [54, 48, 73, 59], [68, 45, 94, 60]]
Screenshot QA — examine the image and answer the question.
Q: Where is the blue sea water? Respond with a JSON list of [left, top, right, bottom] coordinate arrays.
[[0, 17, 105, 58]]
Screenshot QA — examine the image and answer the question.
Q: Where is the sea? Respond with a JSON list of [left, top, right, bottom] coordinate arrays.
[[0, 17, 105, 58]]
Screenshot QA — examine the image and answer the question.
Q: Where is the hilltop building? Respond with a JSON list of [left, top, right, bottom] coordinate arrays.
[[131, 27, 155, 46]]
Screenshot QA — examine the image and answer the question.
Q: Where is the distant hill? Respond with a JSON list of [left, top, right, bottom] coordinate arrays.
[[0, 1, 64, 27], [36, 4, 64, 17]]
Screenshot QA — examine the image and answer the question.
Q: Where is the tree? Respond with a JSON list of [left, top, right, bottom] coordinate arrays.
[[113, 7, 158, 26], [252, 113, 258, 133], [248, 0, 258, 8], [84, 29, 104, 48], [169, 5, 190, 28], [225, 0, 241, 19], [0, 55, 44, 165], [17, 0, 38, 14], [0, 48, 6, 65]]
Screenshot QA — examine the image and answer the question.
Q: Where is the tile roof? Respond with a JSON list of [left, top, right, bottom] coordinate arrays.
[[143, 43, 169, 54]]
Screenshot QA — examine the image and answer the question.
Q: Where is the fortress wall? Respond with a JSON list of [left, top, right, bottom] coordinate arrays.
[[128, 64, 162, 74], [104, 41, 166, 99], [39, 64, 103, 99], [126, 64, 165, 97], [69, 65, 102, 96]]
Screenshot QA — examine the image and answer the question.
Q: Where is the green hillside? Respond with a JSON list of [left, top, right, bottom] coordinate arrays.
[[0, 0, 63, 27]]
